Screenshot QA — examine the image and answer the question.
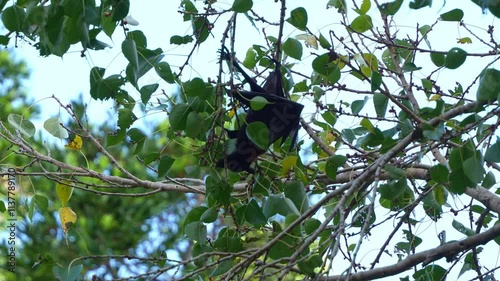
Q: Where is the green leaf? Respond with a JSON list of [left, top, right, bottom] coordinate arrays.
[[140, 83, 159, 104], [185, 111, 203, 138], [34, 195, 49, 212], [430, 164, 449, 184], [43, 117, 69, 139], [382, 48, 399, 71], [243, 48, 257, 69], [211, 259, 233, 277], [448, 144, 482, 194], [327, 0, 347, 13], [169, 104, 192, 130], [356, 0, 371, 14], [423, 186, 445, 220], [319, 33, 332, 49], [200, 207, 218, 223], [121, 39, 138, 69], [409, 0, 432, 9], [452, 220, 475, 236], [351, 207, 376, 227], [422, 122, 445, 141], [350, 15, 373, 33], [440, 8, 464, 21], [192, 16, 210, 43], [419, 25, 432, 48], [284, 181, 309, 213], [402, 62, 421, 72], [485, 138, 500, 162], [283, 38, 303, 60], [298, 254, 323, 276], [111, 0, 129, 21], [7, 114, 35, 138], [379, 180, 403, 201], [0, 35, 9, 45], [56, 182, 73, 206], [370, 71, 382, 93], [245, 199, 267, 227], [322, 111, 336, 126], [373, 93, 388, 117], [1, 5, 26, 32], [248, 96, 268, 111], [213, 231, 242, 252], [286, 7, 308, 31], [482, 172, 496, 189], [463, 154, 485, 184], [170, 35, 193, 45], [106, 129, 126, 147], [325, 155, 347, 180], [205, 174, 233, 207], [117, 108, 137, 130], [26, 5, 47, 26], [360, 117, 375, 133], [445, 47, 467, 69], [184, 206, 207, 227], [312, 54, 341, 84], [263, 195, 299, 218], [90, 67, 126, 100], [351, 96, 368, 114], [379, 0, 403, 15], [127, 128, 146, 155], [246, 121, 269, 150], [131, 47, 164, 86], [128, 30, 147, 48], [231, 0, 253, 13], [155, 61, 175, 84], [185, 221, 207, 242], [430, 52, 445, 67], [158, 155, 175, 178], [413, 265, 446, 281], [477, 68, 500, 102], [384, 165, 405, 179], [304, 218, 321, 235]]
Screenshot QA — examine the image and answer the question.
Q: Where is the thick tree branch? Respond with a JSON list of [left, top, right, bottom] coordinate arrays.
[[315, 223, 500, 281]]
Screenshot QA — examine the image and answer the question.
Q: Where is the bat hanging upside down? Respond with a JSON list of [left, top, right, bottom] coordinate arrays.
[[216, 48, 304, 173]]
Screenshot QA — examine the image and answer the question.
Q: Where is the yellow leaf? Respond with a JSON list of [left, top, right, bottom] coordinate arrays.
[[58, 207, 77, 234], [56, 181, 73, 206], [282, 155, 298, 177], [228, 108, 236, 118], [457, 37, 472, 44], [428, 94, 442, 101], [65, 135, 82, 150]]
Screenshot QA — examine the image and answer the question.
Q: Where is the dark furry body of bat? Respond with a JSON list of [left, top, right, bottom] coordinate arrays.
[[216, 49, 304, 173]]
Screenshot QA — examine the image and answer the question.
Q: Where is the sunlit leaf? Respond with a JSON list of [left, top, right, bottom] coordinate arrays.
[[65, 135, 83, 150], [58, 207, 77, 234]]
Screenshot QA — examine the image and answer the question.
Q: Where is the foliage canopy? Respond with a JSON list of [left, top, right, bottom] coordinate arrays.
[[0, 0, 500, 280]]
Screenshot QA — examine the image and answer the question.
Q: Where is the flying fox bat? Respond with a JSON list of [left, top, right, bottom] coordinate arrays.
[[216, 48, 304, 173]]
